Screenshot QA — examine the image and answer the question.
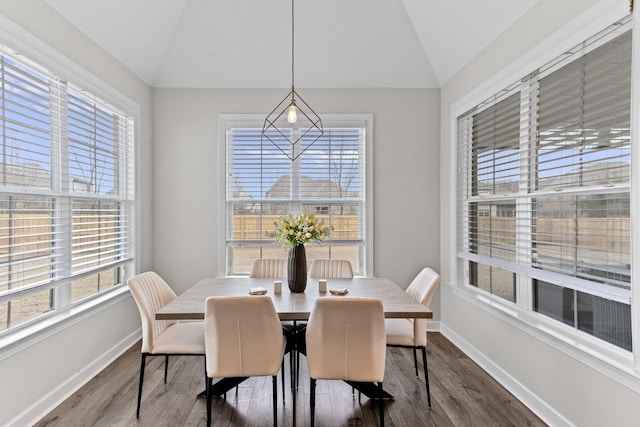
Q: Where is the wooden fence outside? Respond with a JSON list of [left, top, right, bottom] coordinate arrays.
[[232, 214, 361, 240], [477, 217, 630, 250]]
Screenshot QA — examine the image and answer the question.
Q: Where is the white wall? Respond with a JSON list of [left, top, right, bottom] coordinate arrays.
[[151, 88, 441, 303], [0, 1, 152, 425], [440, 0, 640, 425]]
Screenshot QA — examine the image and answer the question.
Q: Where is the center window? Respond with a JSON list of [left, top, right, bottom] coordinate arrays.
[[223, 115, 370, 276]]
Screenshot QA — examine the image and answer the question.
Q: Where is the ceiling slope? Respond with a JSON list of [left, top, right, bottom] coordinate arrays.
[[44, 0, 537, 88]]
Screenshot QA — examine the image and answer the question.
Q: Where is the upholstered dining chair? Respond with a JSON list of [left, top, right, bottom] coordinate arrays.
[[248, 257, 292, 391], [306, 297, 387, 426], [309, 259, 354, 279], [249, 258, 287, 278], [127, 271, 206, 418], [204, 295, 285, 427], [385, 267, 440, 408]]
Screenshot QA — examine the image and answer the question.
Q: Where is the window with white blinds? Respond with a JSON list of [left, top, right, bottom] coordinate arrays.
[[457, 18, 632, 350], [0, 42, 135, 332], [225, 120, 366, 275]]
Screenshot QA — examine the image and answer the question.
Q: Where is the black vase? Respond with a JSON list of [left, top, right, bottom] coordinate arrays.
[[288, 245, 307, 292]]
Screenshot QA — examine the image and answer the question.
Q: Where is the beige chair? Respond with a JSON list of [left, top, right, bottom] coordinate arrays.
[[204, 295, 285, 427], [309, 259, 354, 278], [306, 297, 386, 426], [309, 259, 356, 393], [249, 258, 287, 278], [128, 271, 205, 418], [385, 267, 440, 408], [249, 257, 292, 391]]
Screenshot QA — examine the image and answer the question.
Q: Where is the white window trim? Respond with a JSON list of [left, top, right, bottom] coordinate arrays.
[[0, 14, 140, 358], [217, 113, 374, 277], [449, 0, 640, 383]]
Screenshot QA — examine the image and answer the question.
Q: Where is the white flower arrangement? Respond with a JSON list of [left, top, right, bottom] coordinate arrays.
[[271, 213, 329, 248]]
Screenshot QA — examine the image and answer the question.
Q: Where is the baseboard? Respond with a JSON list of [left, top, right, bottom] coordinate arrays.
[[439, 323, 573, 427], [7, 328, 141, 427]]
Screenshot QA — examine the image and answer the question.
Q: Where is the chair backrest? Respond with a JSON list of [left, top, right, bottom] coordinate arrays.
[[128, 271, 178, 353], [405, 268, 440, 346], [204, 295, 283, 378], [249, 258, 287, 278], [308, 259, 354, 279], [306, 297, 385, 382], [405, 267, 441, 307]]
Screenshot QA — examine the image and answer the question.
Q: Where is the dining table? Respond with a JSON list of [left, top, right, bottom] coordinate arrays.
[[156, 276, 433, 321], [155, 275, 432, 417]]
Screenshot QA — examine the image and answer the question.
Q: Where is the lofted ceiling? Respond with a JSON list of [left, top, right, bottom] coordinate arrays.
[[44, 0, 537, 89]]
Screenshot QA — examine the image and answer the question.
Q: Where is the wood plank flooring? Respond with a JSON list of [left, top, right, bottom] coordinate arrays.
[[35, 333, 547, 426]]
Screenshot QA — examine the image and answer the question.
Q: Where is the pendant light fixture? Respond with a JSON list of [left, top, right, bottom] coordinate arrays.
[[261, 0, 323, 161]]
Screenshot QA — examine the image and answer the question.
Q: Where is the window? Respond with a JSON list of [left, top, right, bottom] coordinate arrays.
[[457, 19, 632, 350], [223, 115, 370, 275], [0, 42, 135, 334]]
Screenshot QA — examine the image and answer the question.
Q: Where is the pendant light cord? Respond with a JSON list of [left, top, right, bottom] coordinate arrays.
[[291, 0, 295, 95]]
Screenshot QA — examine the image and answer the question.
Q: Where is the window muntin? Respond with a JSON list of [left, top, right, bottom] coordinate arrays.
[[0, 42, 135, 333], [226, 125, 366, 275], [457, 20, 632, 350]]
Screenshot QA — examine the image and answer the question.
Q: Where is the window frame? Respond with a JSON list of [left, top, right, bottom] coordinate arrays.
[[458, 22, 633, 342], [0, 14, 138, 355], [218, 113, 373, 277], [450, 0, 640, 381]]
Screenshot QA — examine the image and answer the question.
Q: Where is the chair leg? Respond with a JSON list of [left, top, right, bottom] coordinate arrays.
[[136, 354, 147, 418], [412, 347, 419, 377], [378, 382, 384, 427], [164, 355, 169, 383], [310, 378, 316, 427], [293, 369, 297, 427], [289, 351, 295, 390], [297, 352, 303, 389], [272, 375, 278, 427], [203, 357, 207, 392], [281, 359, 286, 404], [422, 347, 431, 408], [206, 377, 212, 427]]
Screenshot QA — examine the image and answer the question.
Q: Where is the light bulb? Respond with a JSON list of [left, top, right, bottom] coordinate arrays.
[[287, 104, 298, 123]]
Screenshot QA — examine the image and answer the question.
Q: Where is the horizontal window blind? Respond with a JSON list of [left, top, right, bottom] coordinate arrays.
[[226, 124, 366, 275], [68, 87, 122, 196], [536, 30, 631, 191], [458, 19, 632, 298], [71, 199, 129, 274], [0, 40, 135, 331], [532, 28, 631, 292], [0, 195, 57, 293], [1, 54, 53, 191], [471, 92, 521, 196], [228, 128, 363, 202]]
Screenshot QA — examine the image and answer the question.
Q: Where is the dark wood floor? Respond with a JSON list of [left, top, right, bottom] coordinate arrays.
[[36, 333, 546, 426]]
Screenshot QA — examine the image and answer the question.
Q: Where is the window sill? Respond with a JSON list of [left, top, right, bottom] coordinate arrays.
[[0, 286, 131, 363]]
